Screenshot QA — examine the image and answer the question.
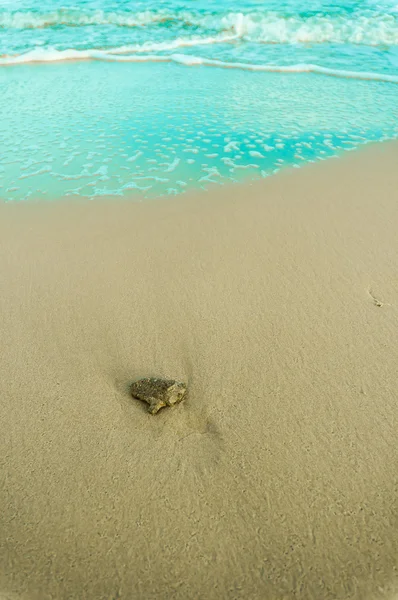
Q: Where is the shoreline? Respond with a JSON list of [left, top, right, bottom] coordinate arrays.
[[1, 141, 398, 600], [4, 138, 398, 207], [2, 60, 397, 203]]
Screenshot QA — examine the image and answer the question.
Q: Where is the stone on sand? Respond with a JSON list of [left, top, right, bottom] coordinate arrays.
[[130, 378, 187, 415]]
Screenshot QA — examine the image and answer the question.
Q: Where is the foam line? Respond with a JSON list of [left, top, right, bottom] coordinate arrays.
[[1, 48, 398, 84]]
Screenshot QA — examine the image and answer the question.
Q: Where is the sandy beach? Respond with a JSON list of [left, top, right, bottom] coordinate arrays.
[[1, 142, 398, 600]]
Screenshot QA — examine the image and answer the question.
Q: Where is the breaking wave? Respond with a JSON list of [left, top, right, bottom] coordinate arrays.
[[1, 8, 398, 46]]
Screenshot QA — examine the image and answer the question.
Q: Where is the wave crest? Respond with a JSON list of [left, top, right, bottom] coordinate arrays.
[[221, 11, 398, 45], [0, 9, 398, 46]]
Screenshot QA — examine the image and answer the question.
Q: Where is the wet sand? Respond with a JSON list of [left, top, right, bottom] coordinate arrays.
[[1, 142, 398, 600]]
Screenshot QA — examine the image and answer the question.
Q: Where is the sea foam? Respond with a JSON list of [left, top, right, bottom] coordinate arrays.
[[1, 48, 397, 84], [0, 8, 397, 46]]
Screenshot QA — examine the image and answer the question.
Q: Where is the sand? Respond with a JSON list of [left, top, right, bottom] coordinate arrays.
[[1, 142, 398, 600]]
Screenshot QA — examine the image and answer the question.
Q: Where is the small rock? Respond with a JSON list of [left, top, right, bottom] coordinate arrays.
[[130, 378, 187, 415]]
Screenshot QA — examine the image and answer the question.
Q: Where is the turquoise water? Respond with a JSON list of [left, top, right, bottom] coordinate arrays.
[[1, 0, 398, 200]]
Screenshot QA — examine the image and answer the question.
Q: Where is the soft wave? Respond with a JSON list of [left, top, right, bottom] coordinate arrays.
[[111, 33, 238, 55], [1, 47, 397, 83], [0, 9, 177, 29], [0, 8, 398, 46]]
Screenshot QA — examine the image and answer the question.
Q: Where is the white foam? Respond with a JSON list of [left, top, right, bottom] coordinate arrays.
[[224, 141, 240, 152], [0, 9, 179, 30], [111, 32, 238, 55], [0, 47, 94, 64], [127, 151, 143, 162], [1, 47, 398, 84], [1, 9, 397, 47], [164, 157, 180, 173], [218, 11, 398, 46], [18, 166, 51, 179]]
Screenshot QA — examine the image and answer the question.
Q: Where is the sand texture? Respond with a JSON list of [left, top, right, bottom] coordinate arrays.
[[1, 143, 398, 600]]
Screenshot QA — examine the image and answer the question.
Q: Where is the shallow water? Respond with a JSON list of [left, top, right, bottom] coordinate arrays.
[[1, 0, 398, 200]]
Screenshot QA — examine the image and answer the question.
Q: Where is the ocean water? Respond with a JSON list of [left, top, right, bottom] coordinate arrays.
[[1, 0, 398, 200]]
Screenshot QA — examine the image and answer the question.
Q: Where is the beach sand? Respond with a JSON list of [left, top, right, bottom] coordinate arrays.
[[0, 143, 398, 600]]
